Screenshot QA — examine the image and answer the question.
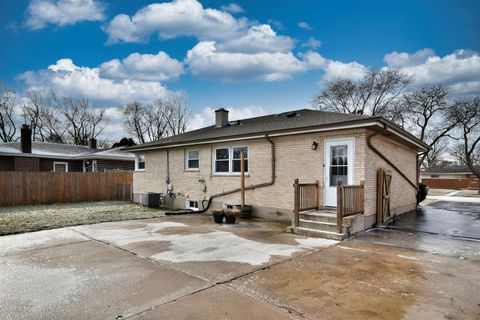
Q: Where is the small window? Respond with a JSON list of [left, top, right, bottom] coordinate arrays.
[[187, 200, 199, 211], [92, 160, 97, 173], [232, 146, 248, 173], [136, 154, 145, 171], [53, 162, 68, 172], [215, 148, 230, 173], [186, 150, 199, 170], [430, 174, 439, 178]]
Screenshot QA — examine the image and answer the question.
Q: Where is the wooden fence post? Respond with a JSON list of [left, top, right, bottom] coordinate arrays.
[[336, 179, 344, 233], [293, 178, 300, 227]]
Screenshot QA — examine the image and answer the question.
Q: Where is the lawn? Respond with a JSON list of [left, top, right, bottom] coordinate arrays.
[[0, 201, 165, 236]]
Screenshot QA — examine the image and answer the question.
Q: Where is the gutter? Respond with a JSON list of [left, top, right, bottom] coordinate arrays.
[[166, 134, 276, 215], [367, 124, 418, 191]]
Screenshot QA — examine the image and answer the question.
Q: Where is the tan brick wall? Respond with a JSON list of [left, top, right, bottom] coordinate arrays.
[[364, 132, 418, 225], [134, 129, 367, 220]]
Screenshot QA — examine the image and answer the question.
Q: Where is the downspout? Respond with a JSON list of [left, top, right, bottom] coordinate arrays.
[[166, 150, 170, 184], [166, 134, 276, 215], [367, 124, 418, 190]]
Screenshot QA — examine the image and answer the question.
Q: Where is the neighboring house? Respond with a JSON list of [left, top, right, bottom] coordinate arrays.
[[0, 125, 135, 172], [421, 166, 480, 190], [127, 108, 429, 235]]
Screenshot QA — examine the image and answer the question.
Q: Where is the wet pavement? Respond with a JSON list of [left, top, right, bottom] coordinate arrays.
[[0, 198, 479, 319], [388, 199, 480, 239]]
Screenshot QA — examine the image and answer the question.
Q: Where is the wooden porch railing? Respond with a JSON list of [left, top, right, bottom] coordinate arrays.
[[336, 179, 365, 232], [293, 178, 319, 227]]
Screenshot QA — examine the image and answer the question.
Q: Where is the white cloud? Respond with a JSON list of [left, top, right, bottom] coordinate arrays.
[[218, 24, 295, 53], [321, 60, 368, 82], [104, 0, 248, 44], [189, 106, 268, 130], [18, 58, 170, 106], [220, 3, 244, 14], [298, 21, 312, 30], [99, 51, 184, 82], [185, 41, 321, 82], [384, 49, 480, 95], [384, 48, 436, 68], [301, 37, 322, 49], [26, 0, 105, 29]]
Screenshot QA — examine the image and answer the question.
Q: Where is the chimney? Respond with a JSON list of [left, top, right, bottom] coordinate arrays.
[[20, 124, 32, 153], [88, 138, 97, 149], [215, 108, 229, 127]]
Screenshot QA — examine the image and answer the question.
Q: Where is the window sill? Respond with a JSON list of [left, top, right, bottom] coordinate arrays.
[[211, 173, 249, 177], [135, 169, 145, 172], [185, 169, 200, 172]]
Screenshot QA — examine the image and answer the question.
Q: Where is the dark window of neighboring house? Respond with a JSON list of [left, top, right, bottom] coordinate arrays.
[[431, 174, 439, 178], [188, 200, 199, 210], [53, 162, 68, 172], [186, 150, 199, 170]]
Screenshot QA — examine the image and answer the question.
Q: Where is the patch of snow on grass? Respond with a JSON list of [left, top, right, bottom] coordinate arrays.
[[0, 228, 87, 255], [295, 238, 338, 248]]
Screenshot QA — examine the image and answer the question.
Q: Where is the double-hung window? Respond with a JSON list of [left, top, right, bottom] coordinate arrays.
[[186, 150, 199, 170], [232, 146, 248, 173], [136, 154, 145, 171], [214, 146, 248, 175]]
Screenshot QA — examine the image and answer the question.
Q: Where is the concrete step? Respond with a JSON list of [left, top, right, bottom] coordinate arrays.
[[291, 226, 346, 241], [298, 219, 349, 234], [299, 211, 354, 227]]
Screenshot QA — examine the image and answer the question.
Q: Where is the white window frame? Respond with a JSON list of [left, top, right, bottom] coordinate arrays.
[[186, 200, 199, 211], [212, 145, 249, 176], [53, 161, 69, 172], [92, 160, 97, 173], [185, 149, 200, 171], [135, 154, 145, 171]]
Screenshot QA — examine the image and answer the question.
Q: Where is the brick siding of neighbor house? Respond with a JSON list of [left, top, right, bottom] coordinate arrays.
[[364, 131, 418, 227], [0, 156, 15, 171], [94, 159, 134, 172], [14, 157, 40, 171], [422, 175, 479, 189], [39, 159, 84, 172], [134, 129, 367, 222]]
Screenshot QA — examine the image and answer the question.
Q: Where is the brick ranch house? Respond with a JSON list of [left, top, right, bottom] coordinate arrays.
[[0, 125, 135, 172], [421, 166, 480, 190], [127, 108, 429, 237]]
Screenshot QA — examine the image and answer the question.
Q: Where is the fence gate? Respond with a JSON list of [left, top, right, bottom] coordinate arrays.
[[376, 168, 392, 225]]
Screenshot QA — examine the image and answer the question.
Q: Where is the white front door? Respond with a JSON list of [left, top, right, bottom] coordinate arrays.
[[324, 139, 354, 207]]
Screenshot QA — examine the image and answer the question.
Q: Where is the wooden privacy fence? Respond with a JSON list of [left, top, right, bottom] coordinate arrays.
[[0, 171, 133, 206], [293, 179, 319, 227], [336, 179, 365, 232]]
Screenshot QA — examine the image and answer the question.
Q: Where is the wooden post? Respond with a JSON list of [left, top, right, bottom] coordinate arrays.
[[336, 179, 344, 233], [376, 168, 383, 225], [293, 178, 300, 227], [240, 151, 245, 206]]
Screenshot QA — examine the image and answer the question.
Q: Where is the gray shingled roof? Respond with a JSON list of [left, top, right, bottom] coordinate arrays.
[[127, 109, 370, 150], [0, 141, 134, 160], [422, 165, 479, 174]]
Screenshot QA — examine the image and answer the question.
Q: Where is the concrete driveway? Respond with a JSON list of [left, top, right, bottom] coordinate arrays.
[[1, 198, 479, 320]]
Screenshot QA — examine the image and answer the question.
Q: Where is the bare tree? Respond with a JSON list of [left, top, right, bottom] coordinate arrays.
[[0, 83, 17, 142], [449, 96, 480, 193], [450, 143, 480, 166], [121, 93, 191, 143], [22, 90, 66, 142], [424, 138, 448, 168], [163, 93, 190, 136], [312, 69, 412, 116], [122, 102, 149, 143], [52, 92, 107, 145], [395, 85, 457, 168]]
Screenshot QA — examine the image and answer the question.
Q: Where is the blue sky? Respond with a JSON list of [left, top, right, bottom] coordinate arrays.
[[1, 0, 479, 136]]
